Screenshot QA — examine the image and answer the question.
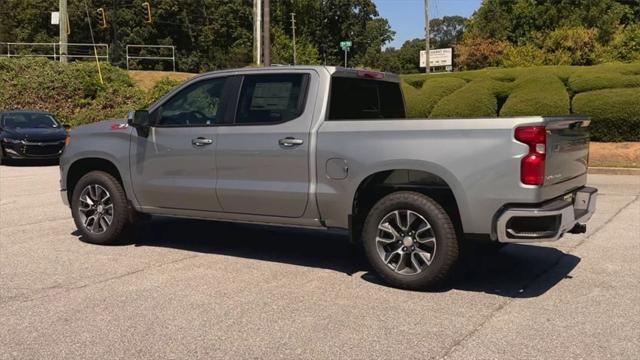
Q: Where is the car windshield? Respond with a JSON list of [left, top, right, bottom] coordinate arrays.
[[1, 113, 60, 129]]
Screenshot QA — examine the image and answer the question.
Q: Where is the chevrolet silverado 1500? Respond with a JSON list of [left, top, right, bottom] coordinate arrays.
[[59, 66, 597, 290]]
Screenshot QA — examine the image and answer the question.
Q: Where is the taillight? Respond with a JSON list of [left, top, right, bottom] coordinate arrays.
[[515, 126, 546, 185]]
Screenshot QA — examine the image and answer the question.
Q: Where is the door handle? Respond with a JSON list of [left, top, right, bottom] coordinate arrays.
[[279, 137, 304, 147], [192, 137, 213, 146]]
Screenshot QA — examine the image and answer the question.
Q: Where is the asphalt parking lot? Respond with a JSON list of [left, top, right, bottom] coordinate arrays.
[[1, 163, 638, 359]]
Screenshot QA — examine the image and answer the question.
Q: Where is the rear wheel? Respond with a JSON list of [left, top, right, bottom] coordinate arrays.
[[71, 171, 132, 245], [362, 191, 459, 290]]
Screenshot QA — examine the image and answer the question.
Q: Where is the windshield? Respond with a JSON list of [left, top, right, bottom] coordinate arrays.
[[1, 113, 61, 129]]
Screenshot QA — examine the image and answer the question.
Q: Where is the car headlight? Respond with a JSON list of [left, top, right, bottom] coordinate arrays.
[[1, 138, 23, 144]]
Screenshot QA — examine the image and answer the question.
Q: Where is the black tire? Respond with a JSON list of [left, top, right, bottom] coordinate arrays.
[[71, 171, 132, 245], [362, 191, 459, 291]]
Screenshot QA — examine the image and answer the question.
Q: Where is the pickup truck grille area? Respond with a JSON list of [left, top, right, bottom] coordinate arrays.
[[22, 142, 64, 157]]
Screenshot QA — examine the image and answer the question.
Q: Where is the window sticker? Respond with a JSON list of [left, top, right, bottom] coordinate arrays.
[[250, 82, 292, 110]]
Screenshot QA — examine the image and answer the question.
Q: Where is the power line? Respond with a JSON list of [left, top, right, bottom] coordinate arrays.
[[83, 0, 104, 84]]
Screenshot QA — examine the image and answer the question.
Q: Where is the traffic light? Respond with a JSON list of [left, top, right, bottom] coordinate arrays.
[[97, 8, 107, 28], [142, 2, 153, 23]]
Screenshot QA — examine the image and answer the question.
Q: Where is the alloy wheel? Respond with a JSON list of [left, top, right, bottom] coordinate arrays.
[[78, 184, 114, 234], [375, 210, 436, 275]]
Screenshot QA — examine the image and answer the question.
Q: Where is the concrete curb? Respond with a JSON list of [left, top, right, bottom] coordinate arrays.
[[588, 167, 640, 176]]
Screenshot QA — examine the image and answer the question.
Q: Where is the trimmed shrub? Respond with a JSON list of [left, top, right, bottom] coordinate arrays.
[[402, 77, 467, 118], [500, 74, 570, 116], [401, 63, 639, 140], [573, 88, 640, 142], [429, 79, 512, 118], [569, 72, 640, 93]]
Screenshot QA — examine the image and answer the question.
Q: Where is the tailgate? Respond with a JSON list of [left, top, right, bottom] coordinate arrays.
[[543, 116, 590, 186]]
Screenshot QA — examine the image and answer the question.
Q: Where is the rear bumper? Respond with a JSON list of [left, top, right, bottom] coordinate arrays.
[[496, 187, 597, 243]]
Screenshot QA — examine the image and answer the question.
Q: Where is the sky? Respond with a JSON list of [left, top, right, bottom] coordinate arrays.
[[374, 0, 483, 48]]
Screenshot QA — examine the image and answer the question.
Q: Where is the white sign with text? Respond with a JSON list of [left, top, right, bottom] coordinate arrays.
[[420, 48, 453, 68]]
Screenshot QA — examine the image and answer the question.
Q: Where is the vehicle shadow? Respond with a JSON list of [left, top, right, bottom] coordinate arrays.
[[1, 158, 59, 167], [126, 216, 579, 298]]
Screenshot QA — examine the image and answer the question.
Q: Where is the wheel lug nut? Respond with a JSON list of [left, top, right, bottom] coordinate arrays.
[[402, 247, 407, 251]]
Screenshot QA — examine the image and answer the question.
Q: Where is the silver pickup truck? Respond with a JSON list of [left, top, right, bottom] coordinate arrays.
[[59, 66, 597, 290]]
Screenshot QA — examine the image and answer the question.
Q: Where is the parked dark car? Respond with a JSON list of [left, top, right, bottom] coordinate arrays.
[[0, 111, 69, 163]]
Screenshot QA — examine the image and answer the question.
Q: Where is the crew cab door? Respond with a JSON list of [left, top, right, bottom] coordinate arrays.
[[215, 72, 315, 217], [130, 76, 232, 211]]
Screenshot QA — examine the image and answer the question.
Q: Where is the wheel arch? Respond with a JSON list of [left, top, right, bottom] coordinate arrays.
[[349, 166, 469, 243], [65, 157, 126, 205]]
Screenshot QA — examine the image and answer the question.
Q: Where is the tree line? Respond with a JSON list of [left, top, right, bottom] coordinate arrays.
[[0, 0, 396, 72], [0, 0, 638, 74]]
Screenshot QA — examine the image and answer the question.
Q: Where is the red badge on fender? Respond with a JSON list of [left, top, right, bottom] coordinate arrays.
[[110, 123, 129, 130]]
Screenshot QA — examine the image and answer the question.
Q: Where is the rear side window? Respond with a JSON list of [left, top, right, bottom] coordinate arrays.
[[329, 77, 405, 120], [236, 74, 308, 125]]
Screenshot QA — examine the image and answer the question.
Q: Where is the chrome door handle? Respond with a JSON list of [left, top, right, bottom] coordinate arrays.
[[279, 137, 304, 147], [192, 137, 213, 146]]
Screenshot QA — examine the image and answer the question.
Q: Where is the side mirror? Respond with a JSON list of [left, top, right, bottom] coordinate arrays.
[[127, 110, 150, 128]]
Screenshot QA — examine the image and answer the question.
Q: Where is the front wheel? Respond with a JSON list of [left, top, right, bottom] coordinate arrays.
[[71, 171, 133, 245], [362, 191, 459, 291]]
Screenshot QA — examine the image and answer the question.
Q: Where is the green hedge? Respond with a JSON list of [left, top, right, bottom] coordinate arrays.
[[402, 63, 640, 141], [500, 74, 570, 116], [429, 79, 511, 118], [569, 73, 640, 93], [402, 77, 467, 118], [0, 58, 175, 126], [573, 88, 640, 142]]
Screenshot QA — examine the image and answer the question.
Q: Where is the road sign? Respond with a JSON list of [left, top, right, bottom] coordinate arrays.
[[340, 41, 352, 67], [51, 11, 60, 25], [420, 48, 453, 68]]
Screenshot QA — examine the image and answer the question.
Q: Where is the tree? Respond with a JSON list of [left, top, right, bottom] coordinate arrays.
[[466, 0, 638, 45], [0, 0, 394, 72], [272, 27, 319, 65], [429, 16, 466, 49], [354, 18, 395, 68]]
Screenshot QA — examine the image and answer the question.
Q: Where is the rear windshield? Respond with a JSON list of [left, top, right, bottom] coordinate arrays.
[[328, 77, 405, 120]]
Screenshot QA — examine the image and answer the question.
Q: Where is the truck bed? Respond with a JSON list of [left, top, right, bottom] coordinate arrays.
[[315, 115, 590, 237]]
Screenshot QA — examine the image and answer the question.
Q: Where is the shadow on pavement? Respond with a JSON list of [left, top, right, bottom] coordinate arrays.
[[112, 216, 580, 298], [1, 158, 59, 167]]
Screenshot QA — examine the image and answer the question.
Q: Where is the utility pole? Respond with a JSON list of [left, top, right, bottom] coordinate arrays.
[[112, 0, 118, 65], [59, 0, 68, 62], [424, 0, 430, 73], [263, 0, 271, 66], [254, 0, 262, 65], [290, 12, 297, 65]]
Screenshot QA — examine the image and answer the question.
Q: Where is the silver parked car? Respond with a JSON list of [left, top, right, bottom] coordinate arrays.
[[59, 66, 597, 290]]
